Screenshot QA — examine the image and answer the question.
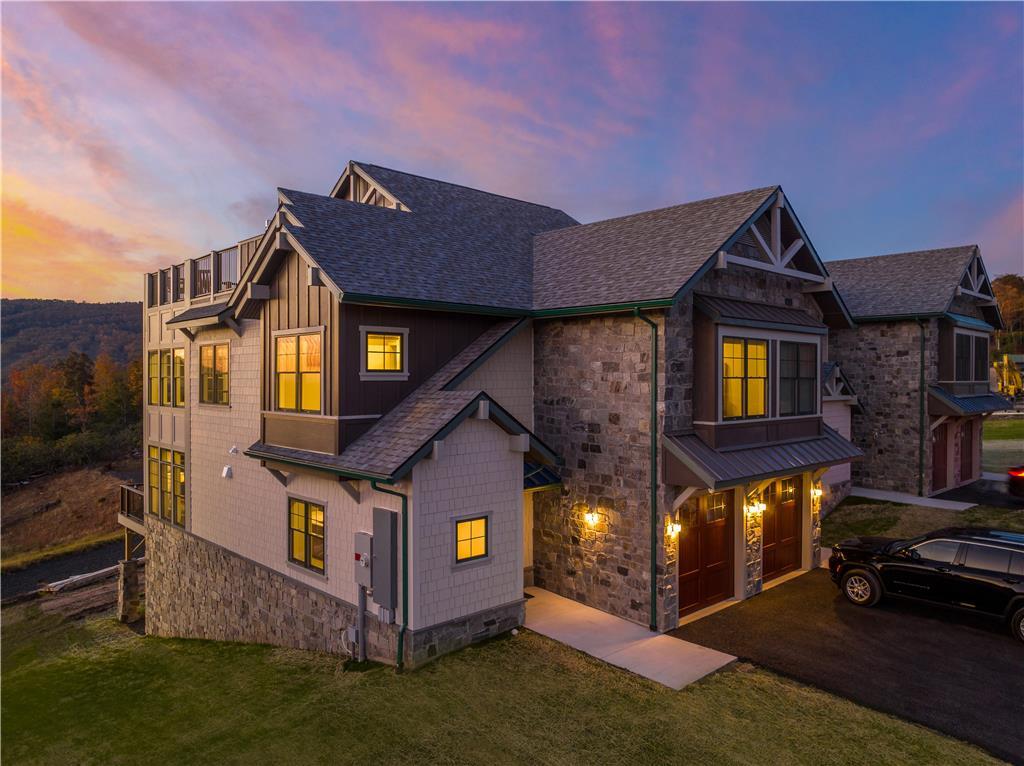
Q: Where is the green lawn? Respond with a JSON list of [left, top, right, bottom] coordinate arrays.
[[983, 417, 1024, 441], [1, 605, 997, 765], [823, 499, 1024, 547]]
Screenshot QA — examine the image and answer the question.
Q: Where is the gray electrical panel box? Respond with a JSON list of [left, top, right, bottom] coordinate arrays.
[[354, 531, 373, 589], [372, 507, 398, 610]]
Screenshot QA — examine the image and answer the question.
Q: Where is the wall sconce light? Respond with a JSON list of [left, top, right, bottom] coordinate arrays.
[[584, 510, 600, 527], [744, 502, 766, 517], [667, 520, 682, 538], [811, 487, 823, 499]]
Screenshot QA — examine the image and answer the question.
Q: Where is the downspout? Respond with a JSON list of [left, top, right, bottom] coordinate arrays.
[[917, 319, 926, 497], [370, 480, 409, 671], [634, 309, 659, 632]]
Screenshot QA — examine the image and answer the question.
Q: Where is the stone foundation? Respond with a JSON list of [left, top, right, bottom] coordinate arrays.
[[117, 558, 145, 623], [144, 519, 519, 668]]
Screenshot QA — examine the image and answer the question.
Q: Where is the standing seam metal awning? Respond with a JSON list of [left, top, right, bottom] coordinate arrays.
[[664, 425, 863, 491]]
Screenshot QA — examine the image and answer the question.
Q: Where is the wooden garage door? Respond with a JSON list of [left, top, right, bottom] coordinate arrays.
[[762, 477, 802, 582], [678, 490, 734, 617]]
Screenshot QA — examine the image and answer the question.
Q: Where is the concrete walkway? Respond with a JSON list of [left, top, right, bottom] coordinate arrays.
[[849, 486, 974, 511], [524, 587, 734, 690]]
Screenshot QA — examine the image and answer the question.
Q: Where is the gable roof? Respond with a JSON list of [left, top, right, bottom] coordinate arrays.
[[246, 319, 557, 480], [827, 246, 978, 320], [532, 187, 778, 310], [279, 164, 577, 312]]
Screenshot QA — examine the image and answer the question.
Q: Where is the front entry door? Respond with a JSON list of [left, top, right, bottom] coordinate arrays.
[[762, 477, 802, 582], [678, 491, 734, 617]]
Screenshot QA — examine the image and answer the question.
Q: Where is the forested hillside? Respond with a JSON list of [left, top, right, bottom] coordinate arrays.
[[2, 300, 142, 376]]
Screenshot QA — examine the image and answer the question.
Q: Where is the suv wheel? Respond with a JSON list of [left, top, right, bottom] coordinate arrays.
[[1011, 606, 1024, 643], [841, 569, 881, 607]]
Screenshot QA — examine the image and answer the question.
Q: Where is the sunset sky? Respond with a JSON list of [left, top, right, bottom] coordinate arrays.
[[2, 2, 1021, 302]]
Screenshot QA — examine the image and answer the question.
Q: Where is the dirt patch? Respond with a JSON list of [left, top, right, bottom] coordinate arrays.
[[1, 463, 138, 558]]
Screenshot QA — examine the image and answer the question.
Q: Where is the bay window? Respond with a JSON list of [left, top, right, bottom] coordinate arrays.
[[954, 331, 990, 383], [275, 332, 321, 412], [779, 342, 817, 416]]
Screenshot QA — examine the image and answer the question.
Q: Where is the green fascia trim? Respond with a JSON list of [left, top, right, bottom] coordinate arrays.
[[442, 319, 530, 390], [531, 298, 674, 318], [341, 292, 528, 317], [634, 309, 660, 632], [853, 313, 942, 323], [242, 449, 392, 483]]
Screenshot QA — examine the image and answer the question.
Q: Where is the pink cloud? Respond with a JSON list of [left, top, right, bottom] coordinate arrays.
[[974, 193, 1024, 277]]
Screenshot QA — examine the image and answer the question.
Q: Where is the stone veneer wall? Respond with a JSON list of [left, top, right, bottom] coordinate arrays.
[[831, 320, 938, 494], [532, 312, 667, 628]]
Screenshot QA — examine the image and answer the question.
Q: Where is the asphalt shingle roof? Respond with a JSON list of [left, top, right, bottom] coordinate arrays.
[[281, 164, 577, 311], [532, 187, 778, 310], [827, 246, 977, 320]]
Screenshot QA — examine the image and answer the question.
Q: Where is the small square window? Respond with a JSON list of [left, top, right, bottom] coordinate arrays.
[[455, 516, 488, 563], [360, 327, 409, 380]]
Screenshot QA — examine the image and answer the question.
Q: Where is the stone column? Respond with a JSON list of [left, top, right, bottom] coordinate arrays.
[[744, 494, 763, 598], [118, 559, 145, 623]]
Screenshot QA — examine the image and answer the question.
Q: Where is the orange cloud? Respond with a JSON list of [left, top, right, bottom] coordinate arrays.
[[974, 193, 1024, 277]]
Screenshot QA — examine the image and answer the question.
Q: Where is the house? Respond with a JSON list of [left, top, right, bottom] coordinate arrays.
[[828, 247, 1009, 496], [119, 162, 862, 666]]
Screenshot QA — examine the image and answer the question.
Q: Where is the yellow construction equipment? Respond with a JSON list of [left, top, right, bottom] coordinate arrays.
[[994, 354, 1023, 399]]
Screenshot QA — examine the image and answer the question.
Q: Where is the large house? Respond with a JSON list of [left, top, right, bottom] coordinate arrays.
[[121, 161, 872, 667], [828, 248, 1008, 496]]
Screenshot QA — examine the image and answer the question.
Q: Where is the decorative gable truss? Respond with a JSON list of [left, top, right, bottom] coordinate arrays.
[[714, 190, 828, 286], [955, 250, 996, 304], [329, 161, 409, 211], [823, 363, 857, 403]]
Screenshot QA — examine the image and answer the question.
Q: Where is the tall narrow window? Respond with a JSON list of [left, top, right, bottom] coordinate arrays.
[[148, 446, 160, 515], [193, 255, 212, 297], [973, 336, 989, 382], [173, 348, 186, 407], [779, 341, 817, 416], [954, 333, 972, 381], [160, 349, 173, 406], [173, 452, 186, 526], [288, 498, 325, 573], [722, 337, 767, 419], [456, 516, 488, 563], [199, 343, 229, 404], [147, 351, 160, 405], [160, 448, 173, 521], [275, 332, 321, 412]]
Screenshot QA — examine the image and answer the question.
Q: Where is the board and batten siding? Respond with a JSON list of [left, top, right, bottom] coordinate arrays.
[[261, 250, 342, 416]]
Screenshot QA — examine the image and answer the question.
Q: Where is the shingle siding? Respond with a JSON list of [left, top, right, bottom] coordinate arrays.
[[456, 323, 534, 429]]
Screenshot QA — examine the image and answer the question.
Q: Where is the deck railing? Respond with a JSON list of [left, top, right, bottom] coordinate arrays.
[[119, 484, 145, 522]]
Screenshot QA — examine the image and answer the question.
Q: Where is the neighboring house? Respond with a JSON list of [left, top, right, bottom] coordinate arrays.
[[119, 162, 862, 666], [829, 247, 1009, 497]]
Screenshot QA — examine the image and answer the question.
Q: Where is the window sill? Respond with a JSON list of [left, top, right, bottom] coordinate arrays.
[[451, 556, 491, 573], [287, 561, 327, 580], [359, 372, 410, 382]]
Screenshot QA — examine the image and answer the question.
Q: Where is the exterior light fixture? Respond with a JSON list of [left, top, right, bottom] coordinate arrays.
[[811, 487, 823, 499], [668, 521, 682, 537], [584, 510, 600, 527]]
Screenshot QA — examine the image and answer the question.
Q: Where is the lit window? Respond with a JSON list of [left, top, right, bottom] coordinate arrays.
[[275, 333, 321, 412], [456, 516, 488, 562], [704, 493, 727, 523], [288, 498, 325, 573], [781, 477, 798, 502], [780, 342, 817, 416], [160, 350, 173, 406], [147, 446, 186, 526], [173, 348, 186, 407], [147, 351, 160, 405], [722, 337, 767, 419], [200, 343, 229, 405], [366, 333, 403, 372]]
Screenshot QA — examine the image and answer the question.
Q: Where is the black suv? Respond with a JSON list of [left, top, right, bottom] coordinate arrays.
[[828, 527, 1024, 642]]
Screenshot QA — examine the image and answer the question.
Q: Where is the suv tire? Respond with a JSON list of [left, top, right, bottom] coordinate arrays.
[[1011, 605, 1024, 643], [841, 569, 882, 607]]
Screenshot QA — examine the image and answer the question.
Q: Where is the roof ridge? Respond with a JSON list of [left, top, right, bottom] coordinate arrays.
[[535, 185, 778, 235], [354, 161, 569, 213], [829, 245, 977, 266]]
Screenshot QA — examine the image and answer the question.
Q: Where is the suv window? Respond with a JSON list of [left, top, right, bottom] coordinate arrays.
[[962, 544, 1012, 573], [1010, 553, 1024, 577], [912, 540, 960, 564]]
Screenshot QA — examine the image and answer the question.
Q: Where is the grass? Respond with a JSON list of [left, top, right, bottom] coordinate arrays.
[[1, 606, 999, 765], [983, 418, 1024, 441], [0, 530, 123, 574], [823, 499, 1024, 547]]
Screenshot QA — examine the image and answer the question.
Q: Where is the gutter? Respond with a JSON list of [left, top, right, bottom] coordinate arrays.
[[371, 480, 410, 671], [917, 319, 927, 496], [633, 308, 660, 632]]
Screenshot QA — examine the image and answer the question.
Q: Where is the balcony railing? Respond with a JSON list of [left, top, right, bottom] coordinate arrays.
[[119, 484, 145, 523]]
